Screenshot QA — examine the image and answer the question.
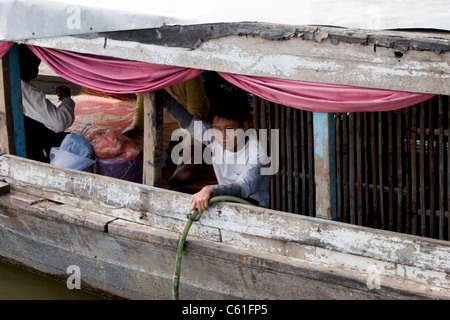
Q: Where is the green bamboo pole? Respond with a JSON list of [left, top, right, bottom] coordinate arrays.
[[172, 195, 255, 300]]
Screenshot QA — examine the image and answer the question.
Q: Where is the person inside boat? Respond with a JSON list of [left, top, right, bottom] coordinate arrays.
[[123, 76, 211, 140], [164, 84, 270, 213], [18, 44, 76, 163], [123, 75, 211, 186]]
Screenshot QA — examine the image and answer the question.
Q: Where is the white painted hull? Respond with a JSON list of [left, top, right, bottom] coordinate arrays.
[[0, 155, 448, 299]]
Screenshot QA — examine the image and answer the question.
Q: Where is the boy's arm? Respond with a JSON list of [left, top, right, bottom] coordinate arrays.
[[165, 94, 212, 145], [192, 163, 262, 213], [209, 182, 242, 198], [210, 162, 262, 199], [183, 77, 210, 121], [165, 94, 195, 129]]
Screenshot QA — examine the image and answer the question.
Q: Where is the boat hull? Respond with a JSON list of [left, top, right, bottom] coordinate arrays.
[[0, 155, 448, 299]]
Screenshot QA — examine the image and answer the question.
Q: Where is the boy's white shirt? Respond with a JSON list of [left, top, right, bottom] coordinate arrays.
[[21, 80, 75, 132], [186, 118, 271, 208]]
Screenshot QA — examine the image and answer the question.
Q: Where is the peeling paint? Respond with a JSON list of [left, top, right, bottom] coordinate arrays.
[[313, 103, 328, 161], [24, 29, 450, 95], [1, 154, 449, 298]]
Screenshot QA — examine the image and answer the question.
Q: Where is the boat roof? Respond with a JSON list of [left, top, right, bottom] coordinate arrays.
[[1, 0, 450, 41]]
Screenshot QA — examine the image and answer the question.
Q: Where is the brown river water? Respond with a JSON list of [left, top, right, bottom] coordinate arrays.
[[0, 260, 105, 300]]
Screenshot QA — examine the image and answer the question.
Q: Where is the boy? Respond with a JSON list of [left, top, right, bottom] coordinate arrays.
[[164, 84, 270, 213]]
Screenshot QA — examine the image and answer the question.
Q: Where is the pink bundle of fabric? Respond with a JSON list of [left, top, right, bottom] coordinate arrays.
[[86, 129, 141, 162]]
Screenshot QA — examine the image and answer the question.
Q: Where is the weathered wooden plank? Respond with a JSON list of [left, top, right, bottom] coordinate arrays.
[[328, 113, 337, 220], [420, 103, 426, 237], [143, 91, 163, 187], [364, 113, 370, 227], [43, 202, 115, 232], [300, 110, 306, 216], [280, 103, 286, 213], [356, 113, 362, 225], [438, 96, 445, 240], [404, 108, 411, 235], [267, 101, 275, 211], [4, 202, 447, 300], [428, 100, 436, 238], [107, 218, 179, 248], [388, 112, 394, 231], [3, 185, 221, 242], [311, 112, 332, 220], [274, 103, 281, 211], [1, 191, 449, 299], [397, 110, 403, 233], [260, 99, 267, 135], [370, 113, 378, 228], [0, 207, 180, 300], [0, 57, 14, 155], [5, 191, 115, 231], [307, 112, 314, 216], [342, 114, 349, 222], [349, 113, 355, 224], [7, 190, 42, 205], [89, 24, 450, 54], [411, 106, 418, 235], [219, 228, 450, 295], [4, 45, 26, 158], [286, 106, 293, 213], [1, 154, 449, 274], [447, 97, 450, 240], [335, 115, 342, 222], [377, 112, 385, 229], [293, 109, 299, 214], [26, 27, 450, 95], [252, 96, 259, 133]]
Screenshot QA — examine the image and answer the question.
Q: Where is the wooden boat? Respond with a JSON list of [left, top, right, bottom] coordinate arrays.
[[0, 1, 449, 299], [0, 154, 448, 299]]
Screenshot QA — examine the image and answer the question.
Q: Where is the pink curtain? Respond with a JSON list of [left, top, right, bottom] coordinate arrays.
[[0, 41, 14, 59], [28, 45, 203, 94], [219, 73, 434, 113], [1, 41, 434, 112]]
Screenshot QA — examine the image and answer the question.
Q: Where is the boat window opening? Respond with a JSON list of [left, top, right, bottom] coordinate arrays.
[[9, 58, 449, 242]]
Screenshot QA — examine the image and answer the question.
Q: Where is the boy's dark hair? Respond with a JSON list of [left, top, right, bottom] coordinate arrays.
[[207, 84, 253, 124], [18, 44, 41, 81]]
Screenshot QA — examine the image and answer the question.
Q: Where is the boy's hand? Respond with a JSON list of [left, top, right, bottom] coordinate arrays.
[[190, 186, 213, 214]]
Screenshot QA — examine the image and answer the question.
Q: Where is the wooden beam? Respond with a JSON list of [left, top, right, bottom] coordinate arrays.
[[0, 56, 14, 155], [313, 112, 332, 219], [25, 27, 450, 95], [143, 91, 163, 187], [2, 45, 26, 158], [1, 153, 449, 276]]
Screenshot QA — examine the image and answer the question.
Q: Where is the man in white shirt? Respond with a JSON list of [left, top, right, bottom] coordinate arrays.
[[18, 44, 75, 162]]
